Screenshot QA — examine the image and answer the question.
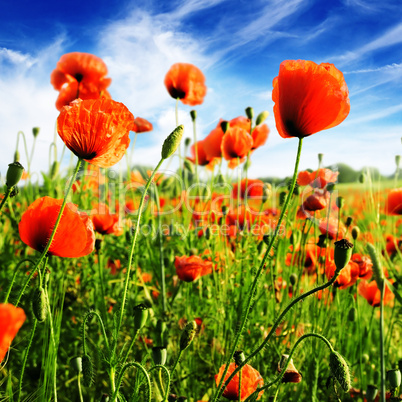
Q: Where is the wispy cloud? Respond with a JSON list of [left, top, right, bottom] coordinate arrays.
[[0, 47, 37, 69]]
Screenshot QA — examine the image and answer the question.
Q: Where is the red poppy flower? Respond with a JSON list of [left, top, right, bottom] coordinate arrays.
[[302, 190, 329, 212], [251, 123, 269, 150], [51, 52, 112, 111], [57, 98, 135, 168], [351, 253, 373, 280], [325, 260, 359, 289], [358, 280, 394, 307], [319, 217, 344, 239], [272, 60, 350, 138], [133, 117, 153, 133], [221, 127, 254, 169], [107, 259, 121, 275], [19, 197, 95, 258], [91, 203, 122, 236], [174, 255, 213, 282], [297, 169, 338, 188], [232, 179, 265, 200], [164, 63, 207, 106], [203, 124, 225, 160], [188, 140, 219, 171], [0, 304, 26, 362], [215, 362, 264, 401], [387, 188, 402, 215]]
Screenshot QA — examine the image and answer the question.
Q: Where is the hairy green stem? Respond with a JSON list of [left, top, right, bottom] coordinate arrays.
[[82, 310, 110, 355], [3, 259, 36, 303], [148, 365, 171, 401]]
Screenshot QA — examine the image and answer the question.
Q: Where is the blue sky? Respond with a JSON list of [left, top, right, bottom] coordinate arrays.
[[1, 0, 401, 181]]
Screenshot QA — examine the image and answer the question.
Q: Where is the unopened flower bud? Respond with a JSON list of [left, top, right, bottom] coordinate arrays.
[[289, 273, 297, 286], [32, 287, 47, 322], [329, 351, 351, 392], [263, 235, 270, 246], [317, 234, 328, 248], [336, 197, 345, 209], [70, 356, 82, 374], [180, 320, 197, 351], [190, 110, 197, 121], [6, 161, 24, 188], [221, 205, 228, 216], [351, 226, 360, 240], [133, 304, 149, 330], [290, 230, 302, 248], [334, 239, 353, 272], [327, 183, 336, 193], [215, 173, 226, 185], [396, 155, 401, 169], [183, 159, 195, 174], [262, 183, 271, 203], [161, 125, 184, 159], [245, 107, 254, 120], [82, 354, 93, 387], [32, 127, 40, 138], [220, 121, 229, 134], [279, 191, 287, 206], [255, 111, 269, 126], [205, 227, 211, 240], [366, 385, 378, 401], [345, 217, 353, 228], [359, 173, 366, 183], [387, 369, 401, 389], [152, 346, 167, 366], [234, 350, 245, 365], [184, 138, 191, 148], [366, 243, 384, 290]]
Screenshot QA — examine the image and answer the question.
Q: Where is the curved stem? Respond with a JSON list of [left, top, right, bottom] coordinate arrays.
[[212, 138, 304, 401], [3, 259, 36, 303], [15, 158, 82, 307], [170, 350, 183, 378], [0, 187, 13, 214], [148, 365, 171, 401], [82, 310, 110, 354], [115, 159, 164, 347]]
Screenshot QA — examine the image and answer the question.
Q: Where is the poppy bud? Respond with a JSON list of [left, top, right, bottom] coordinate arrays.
[[255, 111, 269, 126], [336, 197, 345, 209], [262, 183, 271, 203], [32, 287, 47, 322], [366, 243, 384, 290], [205, 227, 211, 240], [183, 159, 195, 174], [82, 354, 93, 387], [348, 307, 357, 322], [362, 353, 369, 364], [257, 240, 264, 253], [366, 385, 378, 401], [289, 273, 297, 286], [14, 150, 20, 162], [279, 191, 287, 206], [221, 205, 228, 216], [359, 173, 366, 183], [351, 226, 360, 240], [387, 369, 401, 389], [278, 354, 302, 383], [184, 137, 191, 147], [152, 346, 167, 365], [50, 161, 60, 179], [290, 230, 302, 248], [95, 238, 102, 252], [6, 161, 24, 188], [190, 110, 197, 121], [326, 183, 336, 193], [220, 121, 229, 134], [161, 125, 184, 160], [215, 173, 226, 185], [317, 234, 328, 248], [234, 350, 246, 365], [70, 356, 82, 374], [133, 304, 149, 330], [329, 351, 351, 392], [396, 155, 401, 169], [333, 239, 353, 273], [245, 107, 254, 120], [180, 320, 197, 351], [156, 319, 167, 345], [32, 127, 40, 138], [318, 153, 324, 165], [345, 217, 353, 228]]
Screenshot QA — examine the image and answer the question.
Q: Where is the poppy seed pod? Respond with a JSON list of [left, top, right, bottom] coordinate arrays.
[[184, 137, 191, 147], [351, 226, 360, 240], [190, 110, 197, 121], [32, 127, 40, 138], [32, 287, 47, 322], [329, 351, 351, 392], [387, 369, 401, 389], [162, 125, 184, 160], [245, 107, 254, 120], [345, 216, 353, 228], [318, 153, 324, 165], [366, 243, 385, 289], [255, 111, 269, 126], [180, 320, 197, 351], [333, 239, 353, 273], [70, 356, 82, 374], [336, 197, 345, 209], [6, 161, 24, 188], [133, 304, 149, 330], [220, 121, 230, 134], [366, 385, 378, 401], [152, 346, 167, 366]]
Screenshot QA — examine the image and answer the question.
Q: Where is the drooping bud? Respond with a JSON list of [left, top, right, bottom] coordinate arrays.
[[262, 183, 271, 203], [161, 125, 184, 160], [179, 320, 197, 351], [32, 287, 47, 322], [387, 369, 401, 389], [156, 319, 167, 345], [255, 111, 269, 126], [336, 197, 345, 209], [333, 239, 353, 272], [70, 356, 82, 374], [32, 127, 40, 138], [351, 226, 360, 240], [366, 243, 384, 289], [263, 235, 270, 246], [6, 161, 24, 188], [289, 273, 297, 286], [215, 173, 226, 185], [152, 346, 167, 366], [329, 351, 351, 392], [82, 354, 93, 387], [190, 110, 197, 121], [326, 183, 336, 193], [133, 304, 149, 330], [220, 121, 229, 134], [366, 385, 378, 401], [317, 234, 328, 248], [278, 354, 302, 383], [245, 107, 254, 120]]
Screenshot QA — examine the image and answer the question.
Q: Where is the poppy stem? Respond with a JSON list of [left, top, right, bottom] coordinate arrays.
[[148, 365, 171, 401], [3, 258, 35, 304], [115, 158, 164, 350], [0, 187, 13, 213], [212, 137, 304, 402], [379, 281, 386, 401], [15, 158, 83, 307]]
